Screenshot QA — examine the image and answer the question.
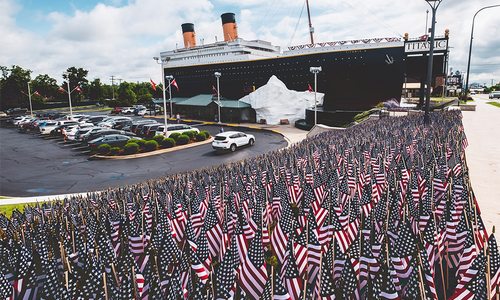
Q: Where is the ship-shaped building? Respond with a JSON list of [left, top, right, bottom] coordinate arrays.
[[159, 11, 448, 126]]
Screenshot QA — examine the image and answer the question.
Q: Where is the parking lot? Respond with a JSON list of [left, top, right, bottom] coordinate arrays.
[[0, 114, 287, 196]]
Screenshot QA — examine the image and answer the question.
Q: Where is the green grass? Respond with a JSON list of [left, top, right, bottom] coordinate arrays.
[[0, 203, 28, 217], [487, 101, 500, 108]]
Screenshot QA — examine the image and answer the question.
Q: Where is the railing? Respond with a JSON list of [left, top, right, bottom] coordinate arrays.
[[287, 37, 402, 51]]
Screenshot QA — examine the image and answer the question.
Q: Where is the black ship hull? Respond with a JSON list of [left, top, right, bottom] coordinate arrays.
[[165, 46, 406, 111]]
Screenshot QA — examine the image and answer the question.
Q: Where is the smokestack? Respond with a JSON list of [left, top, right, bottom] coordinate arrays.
[[221, 13, 238, 41], [181, 23, 196, 48]]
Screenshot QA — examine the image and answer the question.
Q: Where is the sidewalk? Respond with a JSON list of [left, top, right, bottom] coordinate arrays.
[[461, 95, 500, 237]]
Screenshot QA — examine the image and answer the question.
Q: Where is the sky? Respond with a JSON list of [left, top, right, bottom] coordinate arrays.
[[1, 0, 499, 86]]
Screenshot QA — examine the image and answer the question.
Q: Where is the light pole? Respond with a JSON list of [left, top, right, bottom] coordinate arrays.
[[27, 81, 33, 117], [165, 75, 174, 118], [153, 56, 170, 135], [464, 5, 500, 98], [310, 66, 322, 126], [423, 0, 442, 125], [214, 72, 222, 124], [63, 72, 73, 116]]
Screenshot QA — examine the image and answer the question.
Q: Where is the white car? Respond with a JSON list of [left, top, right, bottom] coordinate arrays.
[[40, 120, 78, 135], [212, 131, 255, 152], [13, 116, 32, 126], [64, 123, 95, 140], [158, 124, 200, 138], [121, 107, 135, 114]]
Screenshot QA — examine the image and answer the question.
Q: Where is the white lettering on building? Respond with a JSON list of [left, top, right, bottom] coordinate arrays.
[[405, 40, 448, 53]]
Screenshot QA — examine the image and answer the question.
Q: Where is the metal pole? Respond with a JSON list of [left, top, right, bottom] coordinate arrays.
[[464, 5, 500, 99], [169, 82, 173, 119], [217, 76, 221, 124], [67, 79, 73, 116], [27, 82, 33, 117], [424, 1, 440, 125], [425, 10, 429, 35], [314, 72, 317, 126], [161, 63, 168, 134]]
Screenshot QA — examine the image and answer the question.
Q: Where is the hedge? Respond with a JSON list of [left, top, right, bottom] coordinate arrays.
[[110, 147, 121, 156], [161, 138, 176, 148], [124, 143, 139, 154], [153, 135, 165, 144], [195, 133, 206, 142], [176, 134, 190, 145], [184, 130, 196, 140], [200, 130, 211, 138], [97, 144, 111, 155], [169, 132, 181, 141], [129, 139, 146, 149], [144, 140, 158, 151]]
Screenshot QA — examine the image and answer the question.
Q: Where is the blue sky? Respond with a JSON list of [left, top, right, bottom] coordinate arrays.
[[2, 0, 499, 86]]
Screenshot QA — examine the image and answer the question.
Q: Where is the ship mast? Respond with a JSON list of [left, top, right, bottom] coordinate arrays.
[[306, 0, 314, 44]]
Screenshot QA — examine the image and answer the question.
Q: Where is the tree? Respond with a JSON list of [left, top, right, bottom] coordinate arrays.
[[88, 78, 104, 101], [133, 82, 153, 104], [32, 74, 59, 101], [118, 82, 137, 106], [0, 65, 32, 110], [62, 67, 88, 103]]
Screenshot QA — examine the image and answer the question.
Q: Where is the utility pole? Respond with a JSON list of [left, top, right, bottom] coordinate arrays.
[[110, 75, 115, 100]]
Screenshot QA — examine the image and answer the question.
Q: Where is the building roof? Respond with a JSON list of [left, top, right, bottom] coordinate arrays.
[[152, 97, 188, 105], [175, 94, 251, 108]]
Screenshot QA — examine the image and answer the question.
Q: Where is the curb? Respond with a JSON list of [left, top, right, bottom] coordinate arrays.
[[90, 137, 214, 160]]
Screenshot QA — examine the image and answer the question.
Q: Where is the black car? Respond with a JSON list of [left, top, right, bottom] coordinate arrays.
[[130, 120, 157, 134], [112, 119, 133, 130], [142, 124, 162, 138], [88, 134, 132, 150], [86, 116, 107, 125]]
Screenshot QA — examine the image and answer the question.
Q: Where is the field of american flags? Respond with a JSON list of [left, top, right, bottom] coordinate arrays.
[[0, 110, 499, 299]]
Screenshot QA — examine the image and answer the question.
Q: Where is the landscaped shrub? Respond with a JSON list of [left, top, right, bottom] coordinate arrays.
[[124, 142, 139, 154], [153, 134, 165, 144], [169, 132, 181, 141], [176, 134, 190, 145], [200, 130, 211, 138], [130, 139, 146, 149], [144, 140, 159, 151], [184, 130, 196, 140], [161, 138, 176, 148], [110, 147, 121, 156], [97, 144, 111, 155], [195, 133, 206, 142]]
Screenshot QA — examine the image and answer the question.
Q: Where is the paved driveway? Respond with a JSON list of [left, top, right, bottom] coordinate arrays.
[[0, 125, 287, 196]]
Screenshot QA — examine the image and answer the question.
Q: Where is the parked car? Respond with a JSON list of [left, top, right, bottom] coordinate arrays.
[[65, 123, 95, 141], [121, 107, 135, 114], [130, 120, 157, 133], [50, 122, 81, 136], [40, 120, 77, 135], [133, 105, 147, 116], [112, 119, 133, 130], [99, 117, 132, 128], [83, 129, 135, 142], [110, 107, 123, 114], [162, 124, 200, 138], [489, 92, 500, 99], [84, 115, 107, 125], [88, 134, 132, 150], [141, 124, 162, 138], [212, 131, 255, 152]]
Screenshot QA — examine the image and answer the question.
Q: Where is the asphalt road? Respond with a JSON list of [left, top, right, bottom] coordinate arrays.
[[0, 125, 287, 197]]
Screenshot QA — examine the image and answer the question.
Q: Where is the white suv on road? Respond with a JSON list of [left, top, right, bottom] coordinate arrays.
[[212, 131, 255, 152]]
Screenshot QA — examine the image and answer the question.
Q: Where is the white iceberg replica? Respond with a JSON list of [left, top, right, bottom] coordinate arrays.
[[239, 75, 324, 125]]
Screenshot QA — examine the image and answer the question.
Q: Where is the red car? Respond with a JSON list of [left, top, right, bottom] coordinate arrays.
[[111, 107, 122, 114]]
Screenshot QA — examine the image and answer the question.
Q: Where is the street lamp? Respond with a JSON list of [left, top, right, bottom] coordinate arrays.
[[153, 56, 170, 134], [423, 0, 442, 125], [62, 72, 73, 116], [27, 81, 33, 117], [214, 72, 222, 124], [464, 5, 500, 98], [165, 75, 174, 118], [310, 66, 322, 126]]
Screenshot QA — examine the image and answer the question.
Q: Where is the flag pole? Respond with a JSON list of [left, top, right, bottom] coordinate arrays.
[[416, 251, 427, 300], [103, 272, 109, 300]]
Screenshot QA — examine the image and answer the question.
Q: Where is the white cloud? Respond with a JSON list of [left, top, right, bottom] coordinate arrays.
[[1, 0, 499, 86]]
